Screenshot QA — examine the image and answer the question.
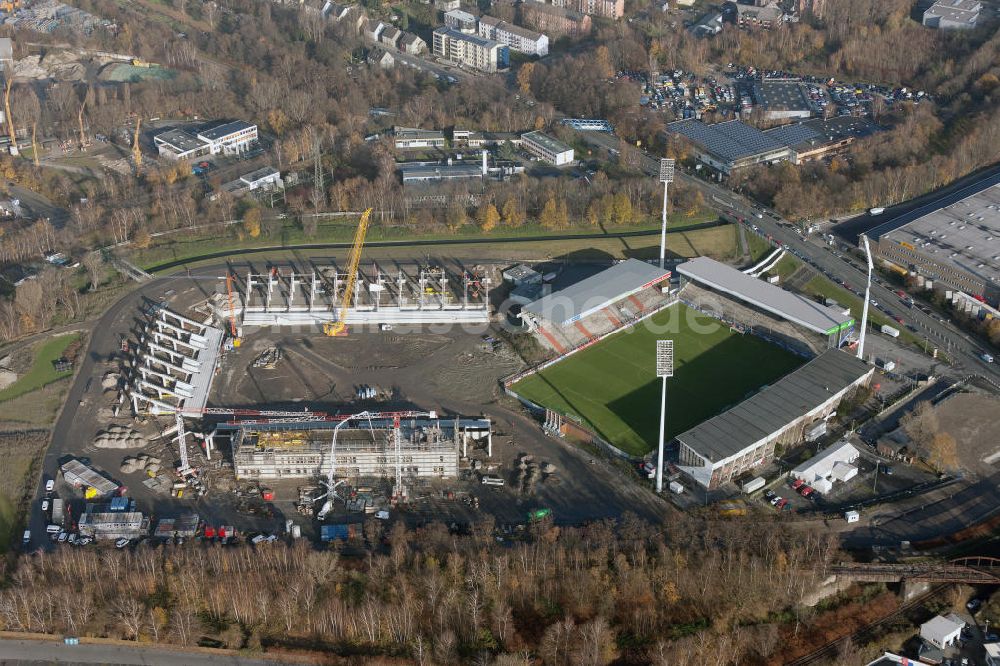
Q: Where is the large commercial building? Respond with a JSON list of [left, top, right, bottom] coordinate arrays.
[[667, 119, 792, 175], [432, 27, 509, 73], [521, 131, 574, 165], [923, 0, 981, 29], [751, 80, 813, 120], [153, 121, 258, 161], [869, 177, 1000, 306], [763, 117, 878, 164], [478, 16, 549, 56], [520, 3, 592, 37], [224, 417, 492, 481], [676, 350, 873, 489]]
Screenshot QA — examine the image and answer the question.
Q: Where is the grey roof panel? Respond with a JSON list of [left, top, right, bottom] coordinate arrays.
[[677, 256, 853, 334], [522, 259, 670, 325], [668, 119, 788, 162], [677, 350, 872, 463], [199, 120, 255, 141]]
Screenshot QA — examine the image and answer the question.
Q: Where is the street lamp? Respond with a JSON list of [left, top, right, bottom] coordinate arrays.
[[659, 158, 675, 270], [655, 339, 674, 493]]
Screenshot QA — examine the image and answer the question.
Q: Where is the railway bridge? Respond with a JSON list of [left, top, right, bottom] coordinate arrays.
[[832, 557, 1000, 597]]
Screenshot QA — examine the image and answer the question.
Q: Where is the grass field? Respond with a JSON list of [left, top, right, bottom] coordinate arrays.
[[511, 304, 804, 455], [0, 334, 81, 403]]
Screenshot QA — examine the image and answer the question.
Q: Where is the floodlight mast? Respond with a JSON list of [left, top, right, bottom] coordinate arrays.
[[659, 159, 675, 270], [857, 234, 875, 360], [655, 340, 674, 493]]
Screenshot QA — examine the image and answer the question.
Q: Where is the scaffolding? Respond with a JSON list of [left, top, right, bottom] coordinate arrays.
[[240, 265, 492, 327]]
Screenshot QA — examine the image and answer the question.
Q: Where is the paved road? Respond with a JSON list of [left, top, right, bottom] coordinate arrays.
[[0, 637, 288, 664]]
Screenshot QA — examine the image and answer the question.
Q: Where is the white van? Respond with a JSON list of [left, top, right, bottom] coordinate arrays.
[[46, 524, 61, 534]]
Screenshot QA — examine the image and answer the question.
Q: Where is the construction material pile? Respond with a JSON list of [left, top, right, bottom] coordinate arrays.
[[94, 425, 148, 449], [120, 453, 162, 475]]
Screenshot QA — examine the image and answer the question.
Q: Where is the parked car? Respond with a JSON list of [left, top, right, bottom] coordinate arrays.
[[41, 499, 49, 512], [115, 538, 130, 549], [22, 530, 30, 545], [800, 486, 814, 497], [770, 496, 783, 506], [775, 499, 789, 509], [790, 478, 804, 490], [764, 490, 776, 500], [967, 598, 982, 612], [45, 479, 54, 493]]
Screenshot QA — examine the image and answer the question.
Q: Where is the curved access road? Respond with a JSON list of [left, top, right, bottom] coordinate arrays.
[[0, 637, 293, 665]]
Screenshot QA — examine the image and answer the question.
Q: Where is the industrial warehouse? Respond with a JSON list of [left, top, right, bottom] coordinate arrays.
[[219, 416, 493, 481], [869, 176, 1000, 307], [675, 349, 873, 489]]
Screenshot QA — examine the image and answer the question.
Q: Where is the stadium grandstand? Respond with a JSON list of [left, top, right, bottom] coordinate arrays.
[[518, 259, 673, 354], [676, 349, 874, 489], [676, 257, 855, 346]]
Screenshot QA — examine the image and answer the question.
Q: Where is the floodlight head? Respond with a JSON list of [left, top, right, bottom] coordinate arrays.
[[659, 158, 675, 184], [656, 339, 674, 377]]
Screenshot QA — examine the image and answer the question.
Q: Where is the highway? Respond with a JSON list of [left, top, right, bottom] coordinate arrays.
[[578, 131, 1000, 384], [0, 637, 288, 664]]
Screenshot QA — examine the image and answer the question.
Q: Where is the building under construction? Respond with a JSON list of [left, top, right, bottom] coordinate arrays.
[[240, 265, 492, 328], [220, 417, 492, 481]]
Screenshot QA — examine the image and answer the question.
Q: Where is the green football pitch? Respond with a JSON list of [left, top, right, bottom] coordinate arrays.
[[511, 303, 805, 456]]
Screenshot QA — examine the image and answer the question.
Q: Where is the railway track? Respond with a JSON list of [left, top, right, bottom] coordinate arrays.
[[784, 585, 946, 665]]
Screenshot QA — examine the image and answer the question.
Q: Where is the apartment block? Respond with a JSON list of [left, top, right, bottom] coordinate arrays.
[[432, 27, 509, 73], [478, 15, 549, 56]]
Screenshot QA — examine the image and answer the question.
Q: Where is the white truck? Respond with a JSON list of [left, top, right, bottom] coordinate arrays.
[[51, 498, 64, 525], [880, 324, 900, 338], [669, 481, 685, 494]]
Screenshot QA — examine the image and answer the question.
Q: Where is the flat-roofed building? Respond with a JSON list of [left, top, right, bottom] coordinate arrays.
[[764, 117, 879, 164], [432, 27, 509, 72], [548, 0, 623, 18], [521, 130, 574, 165], [154, 121, 258, 161], [78, 503, 149, 540], [444, 8, 478, 32], [399, 161, 486, 183], [478, 15, 548, 56], [676, 350, 873, 489], [923, 0, 981, 29], [751, 80, 813, 119], [60, 459, 120, 497], [520, 3, 592, 37], [394, 126, 447, 149], [667, 119, 792, 175], [869, 177, 1000, 306]]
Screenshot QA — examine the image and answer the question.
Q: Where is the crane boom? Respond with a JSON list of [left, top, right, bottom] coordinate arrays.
[[323, 207, 372, 337], [175, 412, 191, 473]]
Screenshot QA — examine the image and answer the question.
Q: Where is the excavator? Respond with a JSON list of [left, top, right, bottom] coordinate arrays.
[[323, 208, 373, 337]]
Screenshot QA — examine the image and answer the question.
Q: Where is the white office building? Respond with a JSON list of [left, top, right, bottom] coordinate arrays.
[[154, 121, 258, 161], [521, 131, 574, 165], [432, 27, 509, 73], [478, 16, 548, 56]]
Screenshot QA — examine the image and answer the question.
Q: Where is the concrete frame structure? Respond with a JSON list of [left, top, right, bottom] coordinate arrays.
[[126, 307, 224, 417], [676, 350, 873, 489], [240, 265, 491, 327], [223, 417, 491, 481]]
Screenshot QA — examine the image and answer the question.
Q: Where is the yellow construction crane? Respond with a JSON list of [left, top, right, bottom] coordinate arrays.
[[132, 116, 142, 167], [323, 208, 373, 337]]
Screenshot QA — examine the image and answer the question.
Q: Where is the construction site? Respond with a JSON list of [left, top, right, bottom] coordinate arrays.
[[32, 205, 675, 550]]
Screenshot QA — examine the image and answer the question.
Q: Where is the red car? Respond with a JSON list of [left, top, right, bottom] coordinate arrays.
[[800, 486, 814, 497], [790, 478, 804, 490], [775, 499, 789, 510]]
